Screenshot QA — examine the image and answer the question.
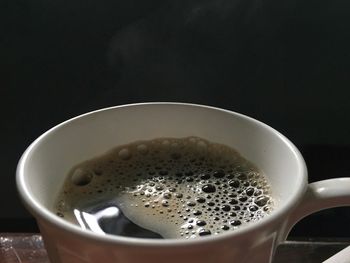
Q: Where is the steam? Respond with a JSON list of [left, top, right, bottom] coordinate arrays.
[[107, 0, 265, 98]]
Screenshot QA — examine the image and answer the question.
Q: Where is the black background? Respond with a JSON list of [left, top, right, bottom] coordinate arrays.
[[2, 0, 350, 238]]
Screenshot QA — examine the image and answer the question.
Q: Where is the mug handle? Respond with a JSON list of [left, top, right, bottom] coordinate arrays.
[[282, 178, 350, 240]]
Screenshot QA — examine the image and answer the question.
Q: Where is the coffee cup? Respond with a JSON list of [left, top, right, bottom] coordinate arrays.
[[16, 102, 350, 263]]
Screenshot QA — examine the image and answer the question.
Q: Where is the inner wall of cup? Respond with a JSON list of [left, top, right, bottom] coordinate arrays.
[[22, 104, 305, 213]]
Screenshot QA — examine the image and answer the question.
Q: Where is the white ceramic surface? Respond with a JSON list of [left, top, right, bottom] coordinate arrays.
[[16, 103, 350, 263]]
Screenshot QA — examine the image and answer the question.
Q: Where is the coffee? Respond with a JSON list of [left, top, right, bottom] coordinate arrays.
[[54, 137, 274, 239]]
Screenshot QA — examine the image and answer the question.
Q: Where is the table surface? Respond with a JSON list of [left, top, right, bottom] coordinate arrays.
[[1, 233, 349, 263]]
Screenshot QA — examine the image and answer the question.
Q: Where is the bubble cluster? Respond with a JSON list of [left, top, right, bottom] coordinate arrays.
[[55, 137, 274, 239]]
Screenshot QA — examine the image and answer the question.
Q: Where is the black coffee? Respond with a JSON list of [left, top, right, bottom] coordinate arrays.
[[54, 137, 274, 239]]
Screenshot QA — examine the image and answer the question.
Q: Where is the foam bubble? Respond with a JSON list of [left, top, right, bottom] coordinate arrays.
[[118, 148, 131, 160], [137, 144, 148, 154], [71, 168, 93, 186]]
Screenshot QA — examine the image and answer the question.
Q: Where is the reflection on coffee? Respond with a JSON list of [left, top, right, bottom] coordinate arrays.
[[54, 137, 274, 239]]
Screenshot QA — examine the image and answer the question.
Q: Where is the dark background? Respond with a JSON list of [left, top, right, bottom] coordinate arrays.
[[2, 0, 350, 239]]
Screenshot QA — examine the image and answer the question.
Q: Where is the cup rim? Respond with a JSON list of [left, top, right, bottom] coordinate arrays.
[[16, 102, 308, 247]]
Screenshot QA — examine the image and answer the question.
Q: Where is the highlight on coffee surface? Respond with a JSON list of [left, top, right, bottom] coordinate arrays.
[[54, 137, 274, 239]]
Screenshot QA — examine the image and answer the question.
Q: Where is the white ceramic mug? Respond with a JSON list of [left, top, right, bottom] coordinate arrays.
[[16, 103, 350, 263]]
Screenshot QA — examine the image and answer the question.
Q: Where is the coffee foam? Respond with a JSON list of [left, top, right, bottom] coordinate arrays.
[[55, 137, 274, 239]]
